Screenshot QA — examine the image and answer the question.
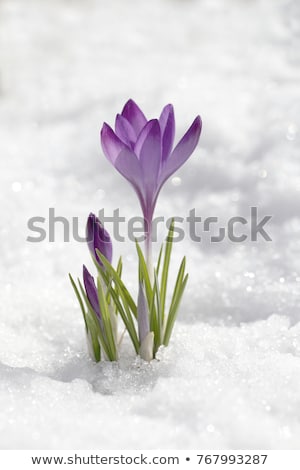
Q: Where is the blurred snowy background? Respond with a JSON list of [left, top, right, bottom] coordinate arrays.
[[0, 0, 300, 449]]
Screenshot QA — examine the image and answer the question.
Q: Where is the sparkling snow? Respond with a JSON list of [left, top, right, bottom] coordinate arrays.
[[0, 0, 300, 450]]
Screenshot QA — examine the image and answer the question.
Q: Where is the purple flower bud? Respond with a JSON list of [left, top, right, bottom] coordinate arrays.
[[86, 213, 112, 267], [83, 265, 102, 324], [83, 264, 108, 332]]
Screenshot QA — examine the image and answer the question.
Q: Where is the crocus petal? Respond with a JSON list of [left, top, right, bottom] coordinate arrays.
[[114, 147, 146, 208], [83, 265, 101, 320], [137, 282, 150, 343], [101, 122, 127, 164], [159, 104, 175, 162], [134, 119, 161, 206], [86, 213, 112, 265], [121, 99, 147, 136], [115, 114, 136, 148], [158, 115, 202, 188]]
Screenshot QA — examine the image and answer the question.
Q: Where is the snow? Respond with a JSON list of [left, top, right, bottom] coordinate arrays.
[[0, 0, 300, 450]]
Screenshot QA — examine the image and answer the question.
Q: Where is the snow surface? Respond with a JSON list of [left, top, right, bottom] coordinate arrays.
[[0, 0, 300, 450]]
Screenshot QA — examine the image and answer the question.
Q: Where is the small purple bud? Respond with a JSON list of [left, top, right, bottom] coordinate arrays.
[[83, 265, 102, 327], [86, 213, 112, 267]]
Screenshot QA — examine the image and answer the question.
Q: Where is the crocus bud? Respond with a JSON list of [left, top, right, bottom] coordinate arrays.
[[83, 265, 102, 326], [86, 213, 112, 267], [139, 332, 154, 363]]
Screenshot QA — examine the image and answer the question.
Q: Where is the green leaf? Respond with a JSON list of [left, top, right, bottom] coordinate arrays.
[[135, 240, 153, 307], [109, 256, 123, 317], [116, 257, 123, 278], [85, 315, 101, 362], [95, 254, 139, 354], [160, 218, 175, 324], [97, 277, 118, 361], [155, 245, 163, 275], [105, 282, 140, 354], [163, 257, 188, 346], [96, 250, 137, 318]]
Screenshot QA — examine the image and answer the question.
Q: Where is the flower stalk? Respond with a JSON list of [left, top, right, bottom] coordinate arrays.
[[144, 217, 153, 277]]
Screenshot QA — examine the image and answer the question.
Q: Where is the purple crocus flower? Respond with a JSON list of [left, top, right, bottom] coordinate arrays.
[[86, 213, 112, 267], [100, 99, 202, 263]]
